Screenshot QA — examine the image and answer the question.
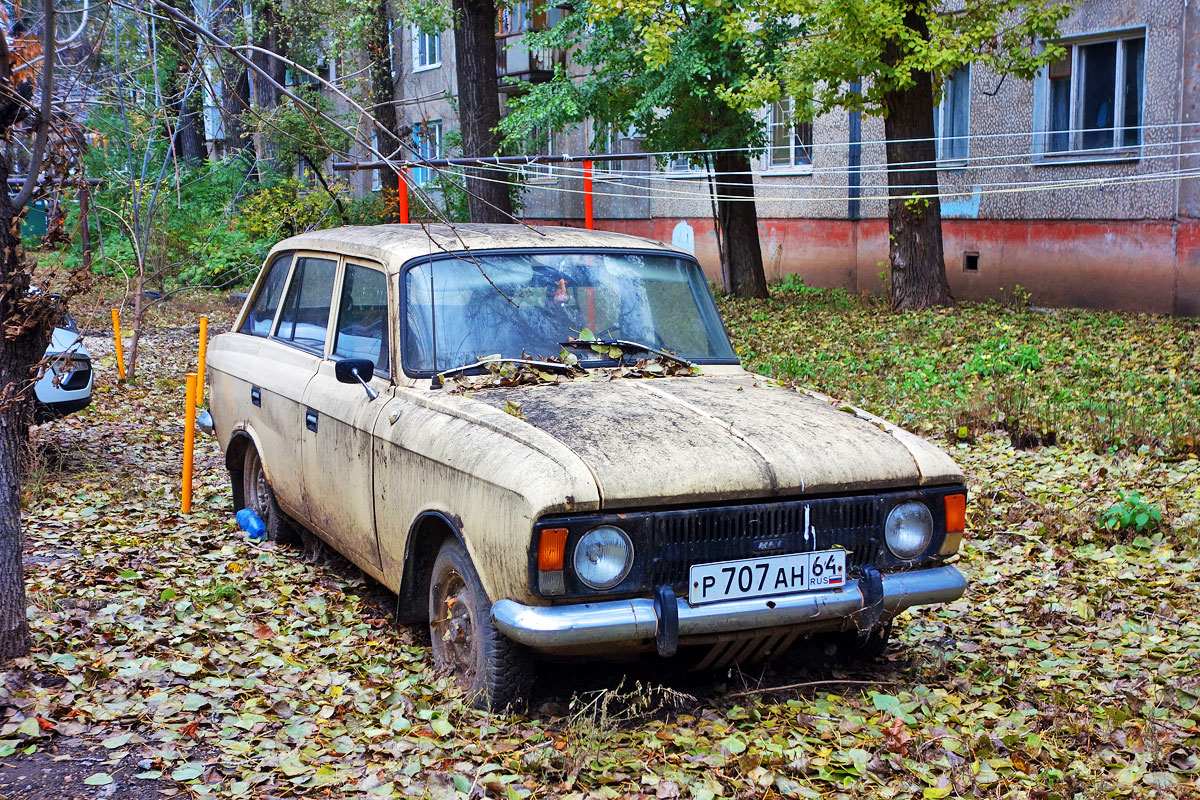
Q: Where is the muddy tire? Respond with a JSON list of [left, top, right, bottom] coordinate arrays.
[[428, 537, 531, 711], [832, 620, 893, 662], [240, 447, 300, 546]]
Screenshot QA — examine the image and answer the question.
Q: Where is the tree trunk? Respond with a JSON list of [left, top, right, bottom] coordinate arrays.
[[222, 66, 252, 157], [250, 0, 287, 168], [368, 0, 403, 216], [881, 11, 952, 310], [712, 149, 768, 299], [451, 0, 513, 223], [0, 195, 48, 662], [167, 0, 207, 165]]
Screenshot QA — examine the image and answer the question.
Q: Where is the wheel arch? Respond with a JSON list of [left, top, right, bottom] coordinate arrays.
[[396, 510, 465, 624], [225, 427, 267, 510]]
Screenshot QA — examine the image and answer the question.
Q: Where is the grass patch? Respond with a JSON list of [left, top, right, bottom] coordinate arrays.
[[718, 285, 1200, 457]]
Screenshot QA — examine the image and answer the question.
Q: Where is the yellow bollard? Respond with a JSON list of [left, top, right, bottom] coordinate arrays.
[[111, 309, 126, 383], [182, 372, 197, 514], [195, 317, 208, 407]]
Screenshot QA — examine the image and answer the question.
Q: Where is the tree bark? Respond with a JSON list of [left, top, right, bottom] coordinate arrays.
[[451, 0, 513, 222], [712, 149, 768, 299], [250, 0, 287, 112], [0, 6, 53, 663], [368, 0, 403, 216], [167, 0, 207, 164], [881, 11, 952, 310], [0, 195, 51, 663], [222, 65, 252, 158], [250, 0, 287, 168], [0, 197, 38, 661]]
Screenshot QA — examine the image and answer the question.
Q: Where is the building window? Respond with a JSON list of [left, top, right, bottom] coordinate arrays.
[[766, 96, 813, 169], [412, 120, 443, 185], [588, 121, 621, 173], [413, 28, 441, 71], [500, 0, 533, 34], [1041, 31, 1145, 154], [519, 127, 555, 181], [935, 65, 970, 163], [665, 153, 706, 175]]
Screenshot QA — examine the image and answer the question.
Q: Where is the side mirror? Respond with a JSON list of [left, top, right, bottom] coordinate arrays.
[[334, 358, 378, 401]]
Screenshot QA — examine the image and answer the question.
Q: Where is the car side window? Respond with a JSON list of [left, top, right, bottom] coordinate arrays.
[[239, 253, 293, 337], [333, 264, 390, 376], [274, 256, 338, 353]]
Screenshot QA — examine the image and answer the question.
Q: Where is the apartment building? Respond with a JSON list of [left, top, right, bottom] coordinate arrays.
[[388, 0, 1200, 315]]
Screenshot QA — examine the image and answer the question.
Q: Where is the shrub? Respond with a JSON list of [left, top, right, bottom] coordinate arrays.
[[1101, 491, 1163, 534]]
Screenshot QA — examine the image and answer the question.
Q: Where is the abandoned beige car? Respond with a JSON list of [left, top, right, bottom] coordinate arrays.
[[205, 224, 968, 709]]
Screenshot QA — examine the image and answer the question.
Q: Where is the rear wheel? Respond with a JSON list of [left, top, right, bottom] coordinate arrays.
[[428, 537, 531, 710], [240, 446, 300, 546]]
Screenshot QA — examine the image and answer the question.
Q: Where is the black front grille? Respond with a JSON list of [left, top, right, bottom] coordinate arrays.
[[61, 362, 91, 390], [650, 497, 885, 591]]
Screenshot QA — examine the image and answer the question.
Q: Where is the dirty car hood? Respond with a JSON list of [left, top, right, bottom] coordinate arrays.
[[470, 374, 963, 508]]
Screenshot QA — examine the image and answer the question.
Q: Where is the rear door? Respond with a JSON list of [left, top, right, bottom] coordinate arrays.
[[258, 253, 339, 517], [300, 260, 392, 573], [211, 251, 331, 519]]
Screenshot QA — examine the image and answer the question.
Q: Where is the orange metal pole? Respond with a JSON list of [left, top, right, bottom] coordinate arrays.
[[111, 309, 126, 383], [583, 160, 594, 230], [397, 169, 410, 224], [182, 373, 197, 514], [195, 317, 208, 407]]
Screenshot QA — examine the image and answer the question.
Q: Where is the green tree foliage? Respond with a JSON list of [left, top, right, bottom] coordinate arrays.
[[500, 0, 797, 297], [716, 0, 1070, 309], [715, 0, 1070, 116]]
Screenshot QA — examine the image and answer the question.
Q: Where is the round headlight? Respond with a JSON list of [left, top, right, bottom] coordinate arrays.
[[885, 502, 934, 560], [573, 525, 634, 590]]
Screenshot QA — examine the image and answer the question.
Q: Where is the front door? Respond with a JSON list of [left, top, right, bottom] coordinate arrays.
[[300, 261, 392, 573]]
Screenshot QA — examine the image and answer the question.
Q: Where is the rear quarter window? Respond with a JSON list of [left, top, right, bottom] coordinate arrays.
[[239, 253, 293, 337]]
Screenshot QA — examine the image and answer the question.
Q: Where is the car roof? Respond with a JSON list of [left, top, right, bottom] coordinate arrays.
[[270, 224, 688, 274]]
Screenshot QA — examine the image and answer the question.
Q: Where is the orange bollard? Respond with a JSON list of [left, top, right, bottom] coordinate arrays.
[[111, 309, 126, 383], [583, 160, 594, 230], [397, 169, 410, 224], [195, 317, 208, 407], [182, 372, 196, 514]]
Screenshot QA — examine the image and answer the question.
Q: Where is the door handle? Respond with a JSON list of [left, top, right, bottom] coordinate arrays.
[[251, 386, 261, 407], [305, 408, 318, 432]]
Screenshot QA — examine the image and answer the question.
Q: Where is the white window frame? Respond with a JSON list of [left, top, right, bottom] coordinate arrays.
[[370, 133, 383, 191], [412, 27, 441, 72], [935, 65, 971, 166], [762, 96, 813, 175], [412, 119, 443, 185], [662, 152, 710, 179], [519, 126, 557, 183], [1033, 27, 1146, 162], [588, 120, 621, 174]]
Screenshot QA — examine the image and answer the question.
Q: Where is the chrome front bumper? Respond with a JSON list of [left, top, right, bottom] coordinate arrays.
[[492, 565, 965, 649]]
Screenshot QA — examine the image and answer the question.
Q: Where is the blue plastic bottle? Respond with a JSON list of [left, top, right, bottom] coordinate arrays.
[[236, 508, 267, 540]]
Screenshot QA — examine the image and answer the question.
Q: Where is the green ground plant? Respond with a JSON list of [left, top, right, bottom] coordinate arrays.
[[718, 282, 1200, 458]]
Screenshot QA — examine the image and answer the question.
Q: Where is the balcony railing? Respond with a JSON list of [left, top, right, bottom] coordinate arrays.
[[496, 32, 562, 94]]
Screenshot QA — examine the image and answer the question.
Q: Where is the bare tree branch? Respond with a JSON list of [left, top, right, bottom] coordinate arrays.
[[15, 0, 57, 209]]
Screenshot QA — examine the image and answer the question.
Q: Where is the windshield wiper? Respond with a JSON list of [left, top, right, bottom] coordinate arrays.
[[559, 339, 695, 368], [431, 357, 575, 389]]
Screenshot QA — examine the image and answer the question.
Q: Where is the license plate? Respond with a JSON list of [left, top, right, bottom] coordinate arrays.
[[688, 549, 847, 605]]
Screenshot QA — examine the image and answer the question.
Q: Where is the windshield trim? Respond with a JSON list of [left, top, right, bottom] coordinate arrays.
[[397, 246, 740, 379]]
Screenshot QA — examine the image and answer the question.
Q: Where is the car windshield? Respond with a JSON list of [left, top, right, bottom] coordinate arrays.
[[404, 250, 738, 374]]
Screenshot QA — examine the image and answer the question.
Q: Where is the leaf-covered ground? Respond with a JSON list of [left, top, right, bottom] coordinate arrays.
[[2, 285, 1199, 799]]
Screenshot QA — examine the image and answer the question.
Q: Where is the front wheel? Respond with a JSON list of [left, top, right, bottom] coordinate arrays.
[[830, 620, 893, 662], [428, 538, 531, 710]]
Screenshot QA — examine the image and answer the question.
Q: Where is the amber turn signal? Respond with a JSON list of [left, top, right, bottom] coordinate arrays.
[[944, 494, 966, 534], [538, 528, 569, 571]]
